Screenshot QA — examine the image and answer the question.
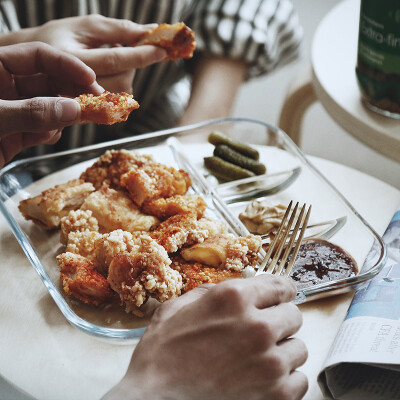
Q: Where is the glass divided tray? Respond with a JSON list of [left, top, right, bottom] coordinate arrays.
[[0, 118, 386, 341]]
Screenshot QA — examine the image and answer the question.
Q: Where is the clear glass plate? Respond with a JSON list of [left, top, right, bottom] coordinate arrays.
[[0, 118, 386, 341]]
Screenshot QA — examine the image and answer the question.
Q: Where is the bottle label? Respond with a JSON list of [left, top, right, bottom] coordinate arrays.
[[358, 0, 400, 74]]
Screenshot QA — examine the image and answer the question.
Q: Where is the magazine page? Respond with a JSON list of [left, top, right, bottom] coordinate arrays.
[[318, 209, 400, 400]]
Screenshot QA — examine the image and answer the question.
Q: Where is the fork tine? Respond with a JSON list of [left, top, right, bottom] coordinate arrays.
[[274, 203, 307, 276], [265, 202, 300, 274], [283, 204, 312, 277], [256, 200, 293, 275]]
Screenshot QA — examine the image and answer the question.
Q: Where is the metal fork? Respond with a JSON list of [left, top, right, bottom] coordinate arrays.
[[256, 201, 311, 277]]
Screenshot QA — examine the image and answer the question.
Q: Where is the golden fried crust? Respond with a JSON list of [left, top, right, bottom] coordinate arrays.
[[141, 194, 207, 219], [171, 255, 241, 292], [60, 209, 99, 245], [93, 230, 143, 276], [57, 252, 114, 306], [66, 230, 103, 264], [107, 235, 182, 313], [121, 162, 192, 206], [18, 179, 95, 230], [81, 184, 159, 233], [75, 91, 139, 125], [80, 149, 154, 190], [135, 22, 196, 61], [181, 233, 262, 272], [151, 213, 227, 253]]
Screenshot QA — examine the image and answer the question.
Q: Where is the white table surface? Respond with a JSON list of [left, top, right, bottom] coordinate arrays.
[[1, 155, 400, 400], [311, 0, 400, 163]]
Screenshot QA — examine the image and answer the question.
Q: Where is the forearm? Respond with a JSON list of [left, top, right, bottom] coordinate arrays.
[[179, 55, 246, 126]]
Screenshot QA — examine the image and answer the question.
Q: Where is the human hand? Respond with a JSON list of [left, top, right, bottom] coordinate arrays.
[[104, 275, 308, 400], [0, 42, 103, 168], [29, 15, 167, 92]]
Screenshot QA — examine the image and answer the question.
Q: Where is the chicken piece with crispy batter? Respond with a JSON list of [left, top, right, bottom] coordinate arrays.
[[142, 194, 207, 219], [75, 91, 139, 125], [57, 252, 114, 306], [80, 149, 154, 190], [181, 233, 262, 272], [93, 229, 143, 276], [66, 230, 103, 264], [81, 184, 159, 233], [150, 213, 227, 253], [134, 22, 196, 61], [107, 235, 182, 314], [120, 162, 191, 206], [18, 179, 95, 230], [171, 255, 241, 292], [60, 209, 99, 244]]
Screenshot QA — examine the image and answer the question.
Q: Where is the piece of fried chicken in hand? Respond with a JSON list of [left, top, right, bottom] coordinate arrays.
[[57, 252, 114, 306], [75, 91, 139, 125], [121, 162, 191, 206], [134, 22, 196, 61], [107, 234, 182, 316]]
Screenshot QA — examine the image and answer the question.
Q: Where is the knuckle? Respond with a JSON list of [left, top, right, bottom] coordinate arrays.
[[86, 14, 105, 24], [26, 99, 48, 129], [211, 284, 247, 313], [119, 18, 134, 31], [265, 352, 286, 378], [247, 320, 275, 351], [101, 51, 120, 72], [270, 275, 296, 300]]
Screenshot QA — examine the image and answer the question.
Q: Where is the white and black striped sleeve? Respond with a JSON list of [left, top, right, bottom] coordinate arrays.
[[186, 0, 303, 80]]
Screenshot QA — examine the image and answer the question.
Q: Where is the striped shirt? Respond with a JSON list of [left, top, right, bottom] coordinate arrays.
[[0, 0, 303, 157]]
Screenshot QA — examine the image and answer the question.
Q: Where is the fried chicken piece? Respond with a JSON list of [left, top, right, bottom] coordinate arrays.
[[57, 252, 114, 306], [81, 184, 159, 233], [142, 194, 207, 219], [171, 255, 241, 292], [75, 91, 139, 125], [107, 235, 182, 315], [66, 230, 103, 264], [120, 162, 192, 206], [80, 149, 154, 190], [181, 233, 262, 272], [18, 179, 95, 230], [94, 229, 143, 275], [134, 22, 196, 61], [150, 213, 227, 253], [60, 209, 99, 244]]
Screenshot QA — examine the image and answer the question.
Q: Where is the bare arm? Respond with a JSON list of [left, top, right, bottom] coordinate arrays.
[[178, 55, 246, 126]]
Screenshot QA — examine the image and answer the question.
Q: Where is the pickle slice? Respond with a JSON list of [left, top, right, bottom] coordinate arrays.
[[213, 144, 266, 175], [204, 156, 255, 181], [208, 131, 259, 160]]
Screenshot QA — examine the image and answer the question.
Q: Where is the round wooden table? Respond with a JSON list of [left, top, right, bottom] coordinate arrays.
[[1, 155, 399, 400], [279, 0, 400, 162]]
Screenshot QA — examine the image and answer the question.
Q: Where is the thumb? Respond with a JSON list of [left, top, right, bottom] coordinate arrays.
[[0, 97, 80, 136]]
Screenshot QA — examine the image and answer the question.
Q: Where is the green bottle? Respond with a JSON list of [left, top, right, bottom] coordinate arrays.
[[356, 0, 400, 118]]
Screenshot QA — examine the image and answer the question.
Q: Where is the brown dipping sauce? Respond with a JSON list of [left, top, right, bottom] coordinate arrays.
[[289, 239, 358, 289]]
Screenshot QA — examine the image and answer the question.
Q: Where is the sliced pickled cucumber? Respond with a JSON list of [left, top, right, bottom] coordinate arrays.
[[208, 131, 259, 160], [213, 144, 266, 175], [204, 156, 255, 181]]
